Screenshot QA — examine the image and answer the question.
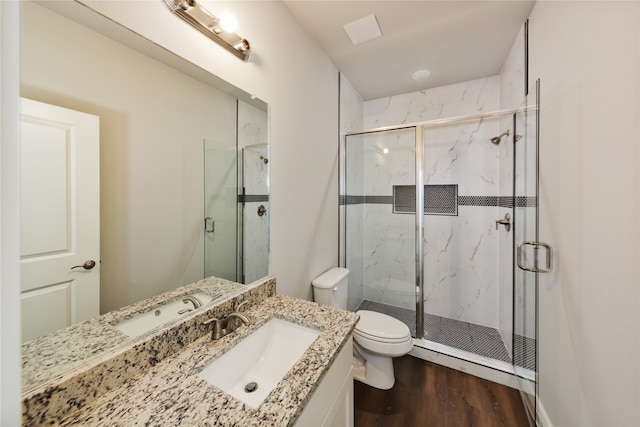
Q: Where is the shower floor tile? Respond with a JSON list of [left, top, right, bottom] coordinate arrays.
[[514, 333, 536, 371], [357, 300, 511, 363]]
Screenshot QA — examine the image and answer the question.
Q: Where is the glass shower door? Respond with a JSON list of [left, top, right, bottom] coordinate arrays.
[[513, 80, 543, 422], [343, 127, 419, 331], [203, 139, 239, 281]]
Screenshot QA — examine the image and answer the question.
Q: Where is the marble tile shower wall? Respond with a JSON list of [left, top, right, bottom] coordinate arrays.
[[355, 76, 504, 329], [422, 119, 502, 327], [238, 101, 269, 283], [364, 76, 501, 129], [359, 130, 416, 310]]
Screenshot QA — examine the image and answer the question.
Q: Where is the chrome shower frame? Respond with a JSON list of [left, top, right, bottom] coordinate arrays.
[[340, 106, 532, 340]]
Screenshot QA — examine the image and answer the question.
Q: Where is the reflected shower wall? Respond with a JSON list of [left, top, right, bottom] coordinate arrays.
[[237, 100, 269, 284], [204, 100, 268, 284]]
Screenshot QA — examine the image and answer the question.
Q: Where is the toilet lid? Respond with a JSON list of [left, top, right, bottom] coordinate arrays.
[[355, 310, 411, 342]]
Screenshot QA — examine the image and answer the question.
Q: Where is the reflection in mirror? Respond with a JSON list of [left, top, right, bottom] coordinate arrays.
[[204, 101, 269, 283], [19, 0, 268, 392], [21, 277, 243, 395], [237, 102, 270, 284]]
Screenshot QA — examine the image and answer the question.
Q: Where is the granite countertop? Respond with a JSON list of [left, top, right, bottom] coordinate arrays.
[[58, 294, 359, 426]]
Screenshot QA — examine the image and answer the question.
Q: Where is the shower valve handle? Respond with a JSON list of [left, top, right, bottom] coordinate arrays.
[[495, 213, 511, 232]]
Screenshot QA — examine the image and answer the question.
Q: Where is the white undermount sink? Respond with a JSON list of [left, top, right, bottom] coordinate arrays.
[[113, 292, 214, 337], [197, 317, 320, 409]]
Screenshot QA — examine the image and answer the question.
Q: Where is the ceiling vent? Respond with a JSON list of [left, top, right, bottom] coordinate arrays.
[[343, 14, 382, 46]]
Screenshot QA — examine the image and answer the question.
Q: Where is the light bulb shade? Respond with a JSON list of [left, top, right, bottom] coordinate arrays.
[[164, 0, 251, 62], [218, 12, 238, 33]]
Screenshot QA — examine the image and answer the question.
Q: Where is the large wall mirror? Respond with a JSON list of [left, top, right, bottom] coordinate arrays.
[[19, 0, 268, 357]]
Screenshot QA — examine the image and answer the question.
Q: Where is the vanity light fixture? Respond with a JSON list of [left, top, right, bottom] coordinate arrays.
[[164, 0, 251, 62]]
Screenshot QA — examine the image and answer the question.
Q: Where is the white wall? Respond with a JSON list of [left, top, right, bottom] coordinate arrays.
[[529, 2, 640, 425], [0, 2, 22, 424], [0, 0, 340, 419]]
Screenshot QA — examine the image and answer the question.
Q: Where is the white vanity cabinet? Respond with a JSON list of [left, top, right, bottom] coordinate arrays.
[[293, 337, 354, 427]]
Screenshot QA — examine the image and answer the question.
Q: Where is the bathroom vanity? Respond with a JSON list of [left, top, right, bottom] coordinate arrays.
[[21, 277, 358, 426]]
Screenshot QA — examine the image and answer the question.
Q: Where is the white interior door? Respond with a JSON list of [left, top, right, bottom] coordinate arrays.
[[20, 98, 100, 342]]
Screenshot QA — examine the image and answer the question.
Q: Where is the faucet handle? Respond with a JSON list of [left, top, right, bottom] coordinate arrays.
[[223, 311, 252, 332], [202, 317, 222, 340]]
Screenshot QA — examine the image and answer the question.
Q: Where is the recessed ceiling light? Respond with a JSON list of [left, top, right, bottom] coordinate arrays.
[[343, 14, 382, 46], [411, 69, 431, 81]]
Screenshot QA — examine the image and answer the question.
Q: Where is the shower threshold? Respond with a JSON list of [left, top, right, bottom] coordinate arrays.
[[357, 300, 534, 372]]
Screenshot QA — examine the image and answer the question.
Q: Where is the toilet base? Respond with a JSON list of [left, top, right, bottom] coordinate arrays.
[[352, 342, 396, 390]]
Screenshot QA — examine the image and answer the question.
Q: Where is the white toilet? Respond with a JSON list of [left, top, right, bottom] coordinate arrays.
[[312, 267, 413, 390]]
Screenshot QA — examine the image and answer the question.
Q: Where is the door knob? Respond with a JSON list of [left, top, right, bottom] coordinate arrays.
[[70, 260, 96, 270]]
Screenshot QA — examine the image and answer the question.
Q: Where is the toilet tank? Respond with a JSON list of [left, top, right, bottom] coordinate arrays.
[[311, 267, 349, 309]]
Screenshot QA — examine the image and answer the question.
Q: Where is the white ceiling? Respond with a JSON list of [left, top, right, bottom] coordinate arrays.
[[283, 1, 536, 100]]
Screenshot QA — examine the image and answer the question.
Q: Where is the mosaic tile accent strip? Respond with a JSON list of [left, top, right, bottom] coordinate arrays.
[[458, 195, 499, 206], [515, 196, 537, 207], [341, 195, 393, 205], [237, 194, 269, 203], [498, 197, 514, 208], [393, 184, 458, 216], [457, 195, 537, 208], [341, 192, 535, 210], [357, 300, 511, 363]]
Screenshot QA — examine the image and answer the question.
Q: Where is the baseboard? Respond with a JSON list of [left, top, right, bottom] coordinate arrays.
[[537, 398, 552, 427], [409, 341, 520, 389]]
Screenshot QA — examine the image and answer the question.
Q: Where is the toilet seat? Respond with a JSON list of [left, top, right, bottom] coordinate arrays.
[[355, 310, 411, 341], [354, 310, 413, 356]]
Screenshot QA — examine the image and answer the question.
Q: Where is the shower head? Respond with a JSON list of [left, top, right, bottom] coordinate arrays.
[[259, 155, 269, 164], [490, 130, 510, 145]]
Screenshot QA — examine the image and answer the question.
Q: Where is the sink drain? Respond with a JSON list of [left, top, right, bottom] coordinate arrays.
[[244, 382, 258, 393]]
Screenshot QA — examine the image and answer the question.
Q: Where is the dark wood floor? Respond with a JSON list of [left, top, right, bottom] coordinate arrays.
[[354, 355, 531, 427]]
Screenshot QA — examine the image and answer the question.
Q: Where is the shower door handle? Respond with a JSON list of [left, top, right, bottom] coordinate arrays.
[[517, 241, 552, 273], [204, 217, 215, 233]]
